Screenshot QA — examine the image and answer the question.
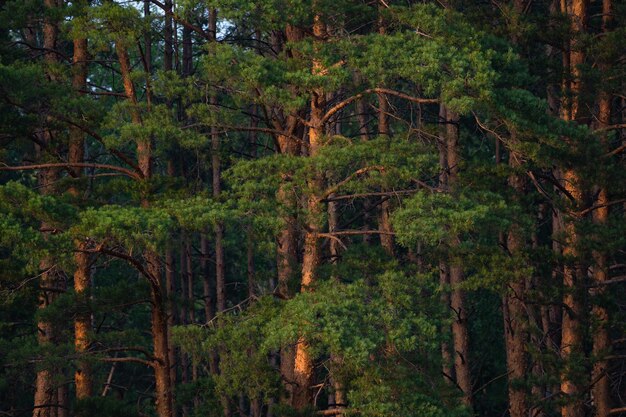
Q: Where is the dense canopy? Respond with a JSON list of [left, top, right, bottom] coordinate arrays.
[[0, 1, 625, 417]]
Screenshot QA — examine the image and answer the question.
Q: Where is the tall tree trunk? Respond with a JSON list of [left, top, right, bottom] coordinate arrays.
[[144, 0, 151, 73], [275, 24, 304, 409], [185, 238, 198, 410], [590, 3, 612, 414], [376, 12, 394, 257], [328, 194, 346, 416], [207, 11, 231, 417], [200, 233, 219, 375], [34, 2, 64, 415], [502, 2, 530, 413], [164, 0, 173, 72], [179, 238, 189, 417], [438, 104, 453, 385], [208, 10, 226, 317], [378, 94, 394, 257], [69, 16, 93, 404], [116, 40, 173, 417], [162, 7, 177, 413], [559, 2, 588, 417], [504, 152, 529, 417], [591, 187, 610, 417], [292, 10, 328, 411], [165, 243, 177, 401], [442, 105, 472, 407]]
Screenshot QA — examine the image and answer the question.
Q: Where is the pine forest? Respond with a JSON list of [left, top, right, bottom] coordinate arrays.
[[0, 1, 625, 416]]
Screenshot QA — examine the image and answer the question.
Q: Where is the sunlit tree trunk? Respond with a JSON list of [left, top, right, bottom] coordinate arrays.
[[559, 2, 588, 417], [68, 9, 93, 405], [275, 24, 304, 408], [33, 2, 64, 415], [590, 3, 612, 415], [292, 9, 328, 410], [116, 40, 173, 417]]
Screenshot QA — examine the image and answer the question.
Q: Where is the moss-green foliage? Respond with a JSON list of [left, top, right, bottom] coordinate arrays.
[[1, 0, 625, 416], [176, 247, 465, 417]]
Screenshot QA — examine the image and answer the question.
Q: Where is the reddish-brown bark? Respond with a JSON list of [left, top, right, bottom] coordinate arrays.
[[116, 40, 173, 417], [558, 2, 588, 417]]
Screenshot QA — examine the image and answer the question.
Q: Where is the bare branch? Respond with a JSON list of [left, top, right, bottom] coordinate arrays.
[[100, 356, 154, 368], [0, 163, 142, 180], [322, 88, 437, 125], [322, 189, 420, 202]]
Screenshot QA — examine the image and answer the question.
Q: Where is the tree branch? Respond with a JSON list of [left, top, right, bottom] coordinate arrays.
[[149, 0, 211, 40], [322, 189, 420, 202], [0, 163, 142, 180], [321, 166, 386, 200], [322, 88, 437, 125], [100, 356, 154, 368]]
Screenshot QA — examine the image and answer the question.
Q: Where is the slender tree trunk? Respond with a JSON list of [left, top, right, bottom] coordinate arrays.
[[34, 2, 64, 415], [502, 4, 531, 414], [201, 234, 214, 324], [590, 4, 612, 413], [69, 19, 93, 404], [208, 10, 226, 316], [144, 0, 151, 73], [165, 243, 177, 400], [438, 104, 453, 385], [591, 188, 610, 417], [185, 238, 199, 410], [275, 25, 305, 409], [162, 8, 177, 414], [376, 13, 394, 257], [164, 0, 173, 72], [207, 11, 231, 417], [559, 2, 588, 417], [328, 194, 346, 416], [504, 152, 529, 417], [292, 11, 328, 411], [179, 238, 189, 417], [200, 233, 219, 375], [439, 262, 453, 383], [116, 40, 173, 417], [442, 105, 472, 407], [356, 92, 370, 142]]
